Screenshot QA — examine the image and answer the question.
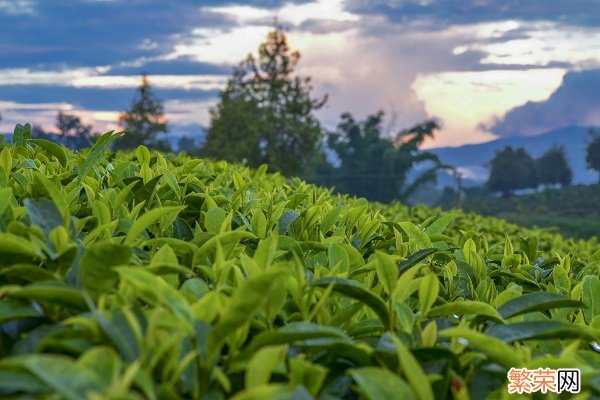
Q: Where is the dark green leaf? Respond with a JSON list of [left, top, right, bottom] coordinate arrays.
[[351, 367, 416, 400], [497, 292, 585, 319], [24, 198, 63, 238], [0, 298, 43, 324], [311, 277, 390, 328], [398, 248, 437, 275], [278, 210, 300, 234], [486, 321, 598, 342], [80, 243, 132, 299]]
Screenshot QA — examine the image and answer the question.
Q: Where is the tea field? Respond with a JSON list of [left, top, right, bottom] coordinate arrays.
[[0, 125, 599, 399]]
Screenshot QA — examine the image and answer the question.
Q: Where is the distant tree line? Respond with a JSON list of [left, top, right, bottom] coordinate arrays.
[[487, 145, 574, 196], [4, 27, 600, 204], [200, 27, 445, 202]]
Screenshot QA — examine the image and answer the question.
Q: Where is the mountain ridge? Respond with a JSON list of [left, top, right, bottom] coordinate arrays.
[[429, 125, 598, 185]]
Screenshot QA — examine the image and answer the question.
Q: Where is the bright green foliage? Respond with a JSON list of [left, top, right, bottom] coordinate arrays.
[[0, 131, 599, 399]]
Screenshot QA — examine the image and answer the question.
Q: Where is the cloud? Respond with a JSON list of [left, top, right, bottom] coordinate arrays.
[[345, 0, 600, 28], [108, 56, 229, 76], [488, 69, 600, 137], [0, 84, 218, 111], [414, 68, 565, 146], [0, 0, 35, 15], [0, 1, 238, 69], [2, 0, 600, 148]]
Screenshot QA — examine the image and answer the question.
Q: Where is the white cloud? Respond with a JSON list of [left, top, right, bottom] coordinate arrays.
[[164, 99, 214, 126], [204, 0, 358, 26], [170, 26, 271, 65], [455, 21, 600, 67], [0, 0, 35, 16], [0, 68, 227, 91]]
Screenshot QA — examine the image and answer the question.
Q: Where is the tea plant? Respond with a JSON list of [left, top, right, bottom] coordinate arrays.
[[0, 124, 598, 399]]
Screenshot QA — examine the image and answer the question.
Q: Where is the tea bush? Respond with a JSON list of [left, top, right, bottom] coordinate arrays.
[[0, 126, 599, 399]]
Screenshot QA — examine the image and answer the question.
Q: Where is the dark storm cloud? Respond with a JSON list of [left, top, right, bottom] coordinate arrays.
[[108, 57, 230, 76], [345, 0, 600, 27], [0, 0, 311, 69], [0, 84, 218, 111], [488, 69, 600, 137]]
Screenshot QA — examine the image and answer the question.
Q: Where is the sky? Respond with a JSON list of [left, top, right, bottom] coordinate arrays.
[[1, 0, 600, 148]]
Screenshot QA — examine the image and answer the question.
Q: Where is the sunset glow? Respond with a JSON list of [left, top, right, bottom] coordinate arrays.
[[1, 1, 600, 146]]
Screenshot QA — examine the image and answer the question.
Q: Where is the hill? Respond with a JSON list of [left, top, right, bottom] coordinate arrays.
[[430, 125, 599, 185], [0, 129, 599, 398], [463, 184, 600, 239]]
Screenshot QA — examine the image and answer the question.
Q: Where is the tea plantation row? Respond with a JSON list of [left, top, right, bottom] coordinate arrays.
[[0, 127, 599, 399]]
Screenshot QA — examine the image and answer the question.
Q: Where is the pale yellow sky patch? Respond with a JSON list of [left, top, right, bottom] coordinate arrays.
[[413, 68, 566, 147]]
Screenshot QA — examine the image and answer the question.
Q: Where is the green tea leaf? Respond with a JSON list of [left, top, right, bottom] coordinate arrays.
[[2, 354, 101, 400], [124, 205, 185, 244], [11, 283, 87, 310], [24, 198, 64, 238], [440, 327, 522, 368], [583, 275, 600, 323], [398, 248, 437, 275], [13, 123, 32, 147], [351, 367, 416, 400], [241, 322, 348, 357], [497, 292, 584, 319], [208, 271, 286, 355], [30, 139, 68, 167], [77, 131, 123, 183], [245, 345, 287, 387], [375, 252, 398, 295], [278, 210, 300, 234], [390, 334, 434, 400], [418, 274, 439, 317], [428, 300, 503, 323], [81, 243, 132, 299], [0, 298, 43, 323], [486, 321, 597, 342], [312, 277, 390, 328]]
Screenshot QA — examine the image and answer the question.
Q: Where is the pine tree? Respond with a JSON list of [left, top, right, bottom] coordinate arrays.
[[202, 27, 326, 176], [117, 74, 168, 150]]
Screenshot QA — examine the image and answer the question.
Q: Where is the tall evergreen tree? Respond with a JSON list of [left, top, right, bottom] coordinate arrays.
[[117, 74, 168, 150], [202, 27, 326, 176], [536, 145, 572, 187]]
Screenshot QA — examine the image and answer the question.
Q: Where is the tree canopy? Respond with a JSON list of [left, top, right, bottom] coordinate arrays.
[[487, 146, 537, 196], [117, 74, 168, 150], [202, 27, 326, 176], [536, 145, 572, 187], [56, 111, 93, 140], [319, 111, 442, 203], [586, 129, 600, 183]]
